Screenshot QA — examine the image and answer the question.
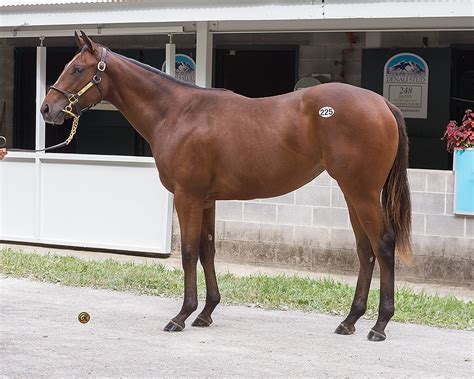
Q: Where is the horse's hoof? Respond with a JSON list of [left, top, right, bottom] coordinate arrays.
[[367, 328, 386, 341], [163, 320, 184, 332], [335, 322, 355, 335], [191, 315, 212, 327]]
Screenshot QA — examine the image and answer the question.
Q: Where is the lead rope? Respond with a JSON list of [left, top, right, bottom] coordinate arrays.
[[6, 91, 82, 153], [7, 112, 80, 153]]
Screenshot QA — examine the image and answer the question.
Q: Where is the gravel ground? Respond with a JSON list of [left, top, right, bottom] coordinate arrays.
[[1, 277, 472, 377]]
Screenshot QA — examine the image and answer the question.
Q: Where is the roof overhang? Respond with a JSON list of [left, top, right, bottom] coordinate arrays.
[[1, 0, 473, 38]]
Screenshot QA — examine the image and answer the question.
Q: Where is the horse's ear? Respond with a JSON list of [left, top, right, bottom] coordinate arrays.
[[80, 30, 96, 53], [74, 31, 84, 49]]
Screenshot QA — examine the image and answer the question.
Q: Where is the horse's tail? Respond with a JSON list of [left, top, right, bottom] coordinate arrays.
[[383, 101, 413, 265]]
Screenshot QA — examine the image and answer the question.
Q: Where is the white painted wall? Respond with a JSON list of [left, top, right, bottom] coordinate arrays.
[[0, 153, 173, 254]]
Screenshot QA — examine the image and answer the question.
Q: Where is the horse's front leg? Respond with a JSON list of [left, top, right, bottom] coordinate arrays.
[[192, 202, 220, 327], [164, 190, 204, 332]]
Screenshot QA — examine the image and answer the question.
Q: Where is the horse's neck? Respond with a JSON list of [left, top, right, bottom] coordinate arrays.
[[104, 55, 185, 143]]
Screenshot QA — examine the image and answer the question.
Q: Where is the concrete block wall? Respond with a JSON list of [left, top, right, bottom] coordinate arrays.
[[172, 169, 473, 287], [299, 32, 364, 87]]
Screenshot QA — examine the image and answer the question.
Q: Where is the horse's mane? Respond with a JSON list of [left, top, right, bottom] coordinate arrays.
[[116, 53, 205, 90], [79, 45, 228, 92], [116, 52, 232, 92]]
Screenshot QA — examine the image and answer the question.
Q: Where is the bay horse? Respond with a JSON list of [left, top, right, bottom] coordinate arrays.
[[41, 32, 412, 342]]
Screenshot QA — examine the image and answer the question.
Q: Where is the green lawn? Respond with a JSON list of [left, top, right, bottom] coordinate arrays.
[[1, 248, 472, 330]]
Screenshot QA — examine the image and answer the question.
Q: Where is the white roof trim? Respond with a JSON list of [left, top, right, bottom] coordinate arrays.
[[2, 0, 128, 5], [1, 1, 473, 34]]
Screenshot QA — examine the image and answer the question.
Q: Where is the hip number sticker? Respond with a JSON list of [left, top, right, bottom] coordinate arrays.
[[319, 106, 335, 118]]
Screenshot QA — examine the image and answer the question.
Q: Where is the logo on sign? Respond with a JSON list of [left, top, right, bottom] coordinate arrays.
[[383, 53, 429, 119], [162, 54, 196, 83]]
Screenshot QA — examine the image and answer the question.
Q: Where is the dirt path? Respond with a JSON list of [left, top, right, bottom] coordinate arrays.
[[1, 277, 472, 377]]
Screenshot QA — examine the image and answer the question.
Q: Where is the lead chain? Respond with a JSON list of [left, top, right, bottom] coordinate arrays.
[[66, 116, 80, 145]]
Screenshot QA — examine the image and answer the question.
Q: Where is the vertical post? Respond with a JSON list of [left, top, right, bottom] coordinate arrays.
[[166, 36, 176, 78], [35, 39, 47, 151], [165, 34, 176, 252], [35, 38, 47, 241], [196, 21, 213, 88], [366, 32, 382, 48]]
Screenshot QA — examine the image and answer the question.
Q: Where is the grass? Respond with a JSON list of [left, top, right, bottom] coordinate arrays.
[[1, 248, 473, 330]]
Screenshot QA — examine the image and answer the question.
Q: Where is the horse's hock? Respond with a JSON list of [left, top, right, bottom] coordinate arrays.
[[172, 169, 472, 288]]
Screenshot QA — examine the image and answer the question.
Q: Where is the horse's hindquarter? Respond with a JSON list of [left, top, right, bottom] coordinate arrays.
[[305, 83, 399, 193]]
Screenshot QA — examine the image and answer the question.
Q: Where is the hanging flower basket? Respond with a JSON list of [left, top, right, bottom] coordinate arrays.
[[443, 109, 474, 215], [442, 109, 474, 152]]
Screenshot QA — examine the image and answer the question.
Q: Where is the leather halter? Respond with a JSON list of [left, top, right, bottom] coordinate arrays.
[[50, 47, 108, 117]]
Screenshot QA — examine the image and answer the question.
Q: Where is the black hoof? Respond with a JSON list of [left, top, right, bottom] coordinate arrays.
[[367, 328, 386, 341], [163, 320, 184, 332], [191, 315, 212, 327], [335, 322, 355, 335]]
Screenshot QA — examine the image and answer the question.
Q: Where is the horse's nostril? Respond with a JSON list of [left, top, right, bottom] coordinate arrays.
[[42, 104, 49, 114]]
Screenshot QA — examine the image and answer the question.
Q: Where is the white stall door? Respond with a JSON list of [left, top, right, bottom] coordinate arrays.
[[0, 153, 173, 254]]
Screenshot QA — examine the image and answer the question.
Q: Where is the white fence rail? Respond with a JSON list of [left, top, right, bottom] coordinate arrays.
[[0, 152, 173, 254]]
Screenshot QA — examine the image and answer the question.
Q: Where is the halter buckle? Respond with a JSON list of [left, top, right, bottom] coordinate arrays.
[[97, 61, 106, 72], [93, 75, 102, 84], [68, 94, 79, 104]]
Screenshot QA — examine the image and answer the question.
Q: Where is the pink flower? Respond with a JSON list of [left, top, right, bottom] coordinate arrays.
[[442, 109, 474, 152]]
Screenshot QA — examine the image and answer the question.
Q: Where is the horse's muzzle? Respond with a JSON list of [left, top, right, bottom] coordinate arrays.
[[41, 102, 67, 125]]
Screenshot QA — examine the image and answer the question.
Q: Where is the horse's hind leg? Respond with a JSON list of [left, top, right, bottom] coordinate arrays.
[[192, 202, 221, 327], [164, 190, 203, 332], [335, 199, 375, 335], [349, 194, 395, 341]]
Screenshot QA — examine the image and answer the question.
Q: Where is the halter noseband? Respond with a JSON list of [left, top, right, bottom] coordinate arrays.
[[50, 47, 108, 117]]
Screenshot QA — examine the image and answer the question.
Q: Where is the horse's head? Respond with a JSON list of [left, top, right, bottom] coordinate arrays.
[[41, 31, 109, 124]]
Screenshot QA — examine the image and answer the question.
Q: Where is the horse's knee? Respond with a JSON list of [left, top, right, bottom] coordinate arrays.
[[181, 247, 198, 264], [199, 245, 216, 262]]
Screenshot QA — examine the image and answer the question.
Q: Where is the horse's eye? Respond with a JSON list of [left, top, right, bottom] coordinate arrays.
[[74, 67, 84, 74]]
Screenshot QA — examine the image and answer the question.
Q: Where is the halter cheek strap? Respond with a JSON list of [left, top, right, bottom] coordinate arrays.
[[50, 47, 107, 117]]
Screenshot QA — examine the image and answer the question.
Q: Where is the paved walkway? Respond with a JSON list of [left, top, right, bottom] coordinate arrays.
[[2, 243, 473, 301], [1, 277, 472, 377]]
